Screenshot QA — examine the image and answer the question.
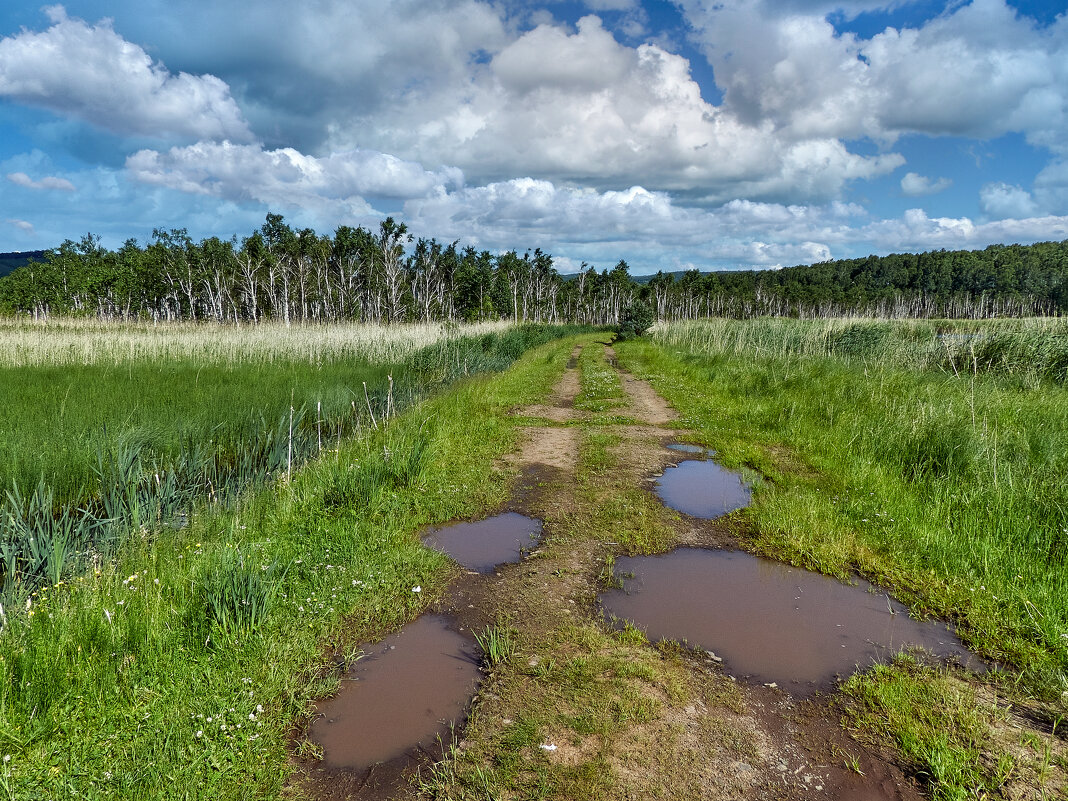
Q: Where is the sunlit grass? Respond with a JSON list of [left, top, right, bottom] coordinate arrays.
[[0, 317, 512, 367], [619, 329, 1068, 692], [0, 329, 579, 800]]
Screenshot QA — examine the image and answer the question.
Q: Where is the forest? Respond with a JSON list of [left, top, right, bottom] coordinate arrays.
[[1, 214, 1066, 321]]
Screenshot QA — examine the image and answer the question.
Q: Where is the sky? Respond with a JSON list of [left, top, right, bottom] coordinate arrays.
[[1, 0, 1067, 274]]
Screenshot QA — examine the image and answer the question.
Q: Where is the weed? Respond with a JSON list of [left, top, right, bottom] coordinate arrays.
[[201, 548, 285, 639], [476, 625, 518, 668]]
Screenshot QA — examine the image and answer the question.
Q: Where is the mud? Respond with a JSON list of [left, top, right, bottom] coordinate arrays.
[[421, 512, 542, 573], [655, 459, 751, 519], [600, 548, 981, 696]]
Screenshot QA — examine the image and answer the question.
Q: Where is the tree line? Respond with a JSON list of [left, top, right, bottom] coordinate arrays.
[[0, 216, 637, 325], [1, 215, 1065, 322]]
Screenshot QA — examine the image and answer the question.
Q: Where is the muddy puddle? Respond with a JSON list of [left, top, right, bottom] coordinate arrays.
[[422, 512, 542, 573], [600, 548, 981, 695], [309, 614, 481, 770], [655, 458, 750, 519]]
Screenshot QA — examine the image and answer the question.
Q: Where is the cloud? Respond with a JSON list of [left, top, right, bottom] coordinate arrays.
[[325, 15, 901, 202], [861, 206, 1068, 253], [677, 0, 1068, 149], [6, 171, 76, 191], [5, 218, 35, 234], [404, 175, 1068, 271], [980, 182, 1039, 219], [126, 141, 463, 212], [1033, 159, 1068, 215], [0, 6, 252, 141], [900, 172, 951, 197], [403, 176, 870, 269]]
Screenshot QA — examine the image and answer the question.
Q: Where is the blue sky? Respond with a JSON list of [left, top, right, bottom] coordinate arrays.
[[1, 0, 1066, 273]]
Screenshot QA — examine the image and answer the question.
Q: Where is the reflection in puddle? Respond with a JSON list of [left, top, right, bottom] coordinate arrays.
[[665, 442, 711, 455], [600, 549, 981, 695], [309, 615, 481, 769], [423, 512, 542, 573], [655, 460, 750, 519]]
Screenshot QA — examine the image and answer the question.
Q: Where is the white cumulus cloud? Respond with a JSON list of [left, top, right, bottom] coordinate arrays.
[[980, 182, 1039, 219], [326, 14, 901, 202], [900, 172, 952, 197], [678, 0, 1068, 149], [126, 142, 462, 210], [0, 6, 252, 141], [6, 171, 75, 191]]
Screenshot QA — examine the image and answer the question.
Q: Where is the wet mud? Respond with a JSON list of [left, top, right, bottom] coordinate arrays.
[[309, 614, 481, 770], [421, 512, 542, 573], [600, 548, 981, 695], [655, 459, 751, 519]]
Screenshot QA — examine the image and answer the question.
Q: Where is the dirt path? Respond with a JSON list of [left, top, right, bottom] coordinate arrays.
[[299, 338, 928, 800], [419, 339, 926, 800]]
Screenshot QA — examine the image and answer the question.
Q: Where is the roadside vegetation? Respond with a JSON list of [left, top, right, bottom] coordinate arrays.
[[619, 317, 1068, 798], [0, 320, 582, 603], [4, 313, 1066, 801], [0, 321, 589, 800]]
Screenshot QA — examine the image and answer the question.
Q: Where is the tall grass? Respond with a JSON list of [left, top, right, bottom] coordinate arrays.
[[0, 322, 587, 605], [0, 318, 512, 367], [0, 328, 581, 800], [654, 317, 1068, 385], [624, 321, 1068, 695]]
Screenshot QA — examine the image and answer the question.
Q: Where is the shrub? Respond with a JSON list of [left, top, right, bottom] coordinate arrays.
[[617, 302, 655, 340]]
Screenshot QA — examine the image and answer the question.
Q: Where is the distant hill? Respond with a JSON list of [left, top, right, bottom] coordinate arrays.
[[0, 250, 46, 279]]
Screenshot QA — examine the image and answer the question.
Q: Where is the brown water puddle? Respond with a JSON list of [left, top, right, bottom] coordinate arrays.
[[600, 548, 981, 696], [422, 512, 542, 573], [655, 459, 751, 519], [309, 614, 481, 770]]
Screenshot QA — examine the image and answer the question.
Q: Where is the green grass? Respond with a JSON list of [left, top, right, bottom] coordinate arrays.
[[0, 329, 580, 800], [620, 329, 1068, 689], [618, 319, 1068, 801], [842, 655, 1012, 801], [655, 316, 1068, 386], [0, 323, 587, 602], [574, 343, 626, 413]]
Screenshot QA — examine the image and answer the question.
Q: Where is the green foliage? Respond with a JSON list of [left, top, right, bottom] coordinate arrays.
[[843, 657, 1006, 801], [616, 300, 655, 339], [0, 323, 586, 602], [0, 330, 579, 799], [201, 548, 285, 638], [621, 325, 1068, 693], [655, 316, 1068, 385], [475, 624, 518, 667]]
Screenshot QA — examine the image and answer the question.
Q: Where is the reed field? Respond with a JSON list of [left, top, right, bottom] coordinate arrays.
[[0, 319, 514, 368], [654, 316, 1068, 385]]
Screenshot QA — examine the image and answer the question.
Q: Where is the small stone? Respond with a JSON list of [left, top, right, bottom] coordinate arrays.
[[764, 682, 778, 689], [705, 651, 723, 663], [684, 705, 696, 715], [502, 718, 513, 725], [528, 657, 540, 667]]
